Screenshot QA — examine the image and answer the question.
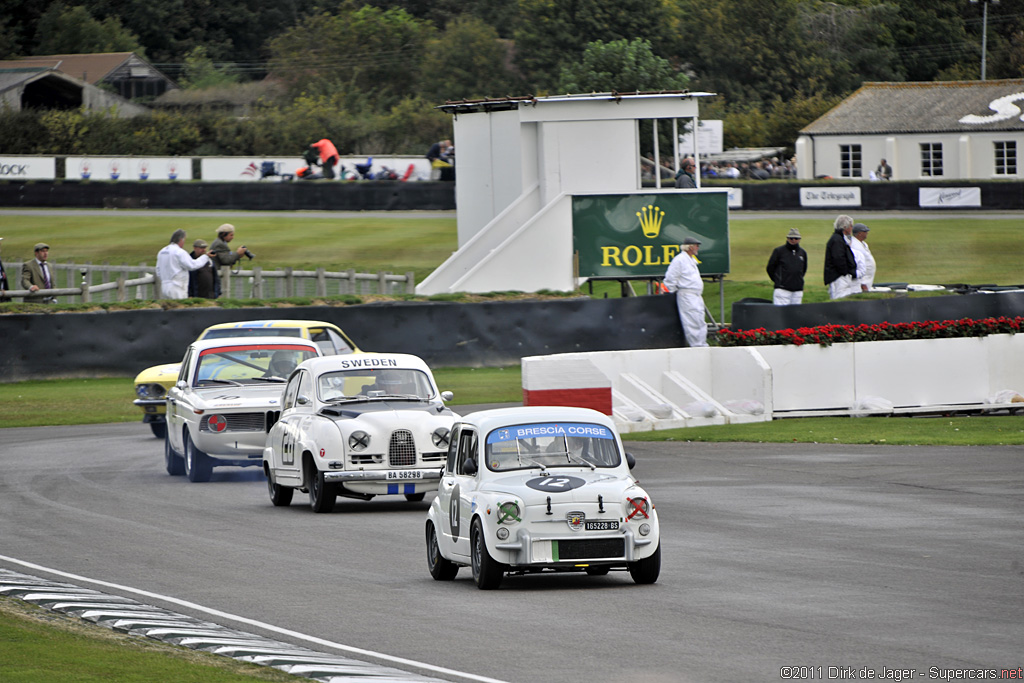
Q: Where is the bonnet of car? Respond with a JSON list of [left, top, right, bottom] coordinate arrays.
[[319, 400, 454, 419]]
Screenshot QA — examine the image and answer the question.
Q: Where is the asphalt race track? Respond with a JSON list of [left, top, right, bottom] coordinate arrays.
[[1, 421, 1022, 682]]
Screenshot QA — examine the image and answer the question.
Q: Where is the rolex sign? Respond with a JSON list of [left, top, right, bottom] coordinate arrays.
[[572, 192, 730, 278]]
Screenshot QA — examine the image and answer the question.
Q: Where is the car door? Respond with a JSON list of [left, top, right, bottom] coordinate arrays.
[[167, 347, 193, 453], [270, 371, 306, 487], [440, 425, 477, 561]]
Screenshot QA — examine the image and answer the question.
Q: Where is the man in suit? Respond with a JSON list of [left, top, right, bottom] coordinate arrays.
[[0, 237, 9, 301], [21, 242, 56, 303]]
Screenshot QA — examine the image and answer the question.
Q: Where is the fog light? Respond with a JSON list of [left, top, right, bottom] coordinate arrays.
[[496, 527, 509, 540], [639, 523, 651, 536]]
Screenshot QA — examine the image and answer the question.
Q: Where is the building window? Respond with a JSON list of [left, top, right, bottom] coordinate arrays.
[[920, 143, 943, 176], [840, 144, 862, 177], [995, 141, 1017, 175]]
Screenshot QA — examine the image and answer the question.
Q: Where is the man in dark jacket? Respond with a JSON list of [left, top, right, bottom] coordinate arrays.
[[823, 214, 857, 299], [766, 228, 807, 305], [187, 239, 216, 298]]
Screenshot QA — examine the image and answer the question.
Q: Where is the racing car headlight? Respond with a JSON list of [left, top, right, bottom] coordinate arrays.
[[496, 501, 521, 525], [496, 527, 510, 540], [626, 496, 650, 520], [431, 427, 451, 449], [136, 383, 165, 398], [348, 431, 370, 451]]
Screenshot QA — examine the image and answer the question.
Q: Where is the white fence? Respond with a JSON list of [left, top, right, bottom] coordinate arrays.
[[3, 261, 415, 303]]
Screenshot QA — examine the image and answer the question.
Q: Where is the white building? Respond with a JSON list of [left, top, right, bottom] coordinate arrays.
[[796, 79, 1024, 181]]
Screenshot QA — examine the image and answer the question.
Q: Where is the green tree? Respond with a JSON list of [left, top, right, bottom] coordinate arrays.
[[419, 15, 518, 103], [33, 3, 143, 55], [178, 46, 239, 89], [556, 38, 689, 93]]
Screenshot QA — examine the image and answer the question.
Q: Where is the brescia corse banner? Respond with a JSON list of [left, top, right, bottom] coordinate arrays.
[[572, 192, 730, 278]]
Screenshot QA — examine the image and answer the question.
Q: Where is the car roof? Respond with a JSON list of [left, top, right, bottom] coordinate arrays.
[[201, 319, 337, 334], [456, 406, 618, 434], [189, 336, 322, 353], [298, 353, 434, 375]]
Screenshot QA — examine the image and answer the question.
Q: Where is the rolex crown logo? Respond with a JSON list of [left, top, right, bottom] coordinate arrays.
[[637, 204, 665, 238]]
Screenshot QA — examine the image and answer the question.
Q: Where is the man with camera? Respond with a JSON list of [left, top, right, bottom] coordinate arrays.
[[209, 223, 253, 297]]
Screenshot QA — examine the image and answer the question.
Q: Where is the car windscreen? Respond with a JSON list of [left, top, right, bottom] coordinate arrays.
[[485, 422, 621, 471], [193, 344, 317, 385], [318, 368, 434, 400], [201, 328, 303, 339]]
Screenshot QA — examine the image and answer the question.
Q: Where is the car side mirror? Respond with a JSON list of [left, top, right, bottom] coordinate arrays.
[[441, 391, 453, 402], [296, 395, 310, 406], [625, 452, 636, 470], [176, 380, 187, 390], [463, 458, 478, 476]]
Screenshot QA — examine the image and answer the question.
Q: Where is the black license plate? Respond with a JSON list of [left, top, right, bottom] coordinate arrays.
[[584, 520, 619, 531]]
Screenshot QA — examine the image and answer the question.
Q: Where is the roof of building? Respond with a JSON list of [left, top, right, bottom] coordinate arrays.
[[801, 80, 1024, 136], [438, 90, 715, 114], [4, 53, 137, 85]]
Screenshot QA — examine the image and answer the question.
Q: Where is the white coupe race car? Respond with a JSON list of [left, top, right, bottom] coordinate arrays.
[[426, 406, 661, 589], [262, 353, 458, 513], [164, 337, 322, 482]]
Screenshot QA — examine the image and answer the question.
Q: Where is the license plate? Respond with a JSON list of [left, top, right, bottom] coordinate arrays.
[[585, 520, 619, 531], [387, 470, 423, 480]]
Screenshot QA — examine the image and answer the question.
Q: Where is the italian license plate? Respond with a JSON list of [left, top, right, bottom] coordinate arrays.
[[387, 470, 423, 480], [585, 520, 619, 531]]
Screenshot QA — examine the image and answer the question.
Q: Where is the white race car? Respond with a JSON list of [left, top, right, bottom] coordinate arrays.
[[165, 337, 322, 482], [426, 406, 661, 589], [262, 353, 458, 513]]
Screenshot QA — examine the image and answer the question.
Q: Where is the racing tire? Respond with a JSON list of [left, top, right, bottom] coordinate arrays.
[[426, 521, 458, 581], [150, 421, 167, 439], [307, 466, 336, 513], [266, 470, 293, 507], [164, 433, 184, 476], [471, 518, 505, 590], [405, 492, 426, 502], [183, 432, 213, 483], [628, 544, 661, 585]]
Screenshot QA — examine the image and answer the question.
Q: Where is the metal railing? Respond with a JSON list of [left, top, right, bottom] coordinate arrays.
[[2, 261, 416, 303]]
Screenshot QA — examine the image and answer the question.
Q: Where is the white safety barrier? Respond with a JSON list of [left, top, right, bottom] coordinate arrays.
[[522, 334, 1024, 432]]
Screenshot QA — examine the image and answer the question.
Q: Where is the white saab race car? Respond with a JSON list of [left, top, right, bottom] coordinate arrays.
[[426, 406, 661, 589], [165, 337, 322, 482], [262, 353, 458, 513]]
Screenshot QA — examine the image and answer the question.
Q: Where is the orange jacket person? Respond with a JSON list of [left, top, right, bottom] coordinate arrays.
[[310, 139, 339, 179]]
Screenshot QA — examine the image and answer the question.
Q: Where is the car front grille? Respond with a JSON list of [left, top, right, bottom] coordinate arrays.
[[556, 538, 625, 561], [388, 430, 416, 467], [200, 413, 266, 433], [421, 451, 446, 462]]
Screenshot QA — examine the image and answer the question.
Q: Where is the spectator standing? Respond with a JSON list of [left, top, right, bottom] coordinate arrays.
[[823, 215, 857, 300], [426, 139, 452, 165], [188, 239, 216, 299], [664, 236, 708, 347], [0, 237, 8, 301], [674, 158, 697, 188], [851, 223, 876, 292], [766, 228, 808, 305], [156, 229, 210, 299], [209, 224, 248, 298], [310, 139, 340, 179], [876, 159, 892, 180], [21, 242, 55, 303]]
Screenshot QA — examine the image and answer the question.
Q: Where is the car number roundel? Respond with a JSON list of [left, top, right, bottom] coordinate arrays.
[[448, 484, 461, 540], [526, 476, 586, 493]]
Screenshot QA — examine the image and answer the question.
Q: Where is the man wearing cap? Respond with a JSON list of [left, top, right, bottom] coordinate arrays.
[[766, 228, 808, 305], [851, 223, 876, 292], [156, 229, 211, 299], [187, 239, 216, 299], [823, 214, 858, 299], [21, 242, 56, 303], [663, 236, 708, 347], [0, 237, 8, 301], [208, 224, 247, 298]]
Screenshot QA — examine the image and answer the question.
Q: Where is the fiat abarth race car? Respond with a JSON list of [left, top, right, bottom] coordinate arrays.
[[133, 319, 360, 439], [426, 406, 661, 589], [164, 337, 322, 482], [262, 353, 458, 513]]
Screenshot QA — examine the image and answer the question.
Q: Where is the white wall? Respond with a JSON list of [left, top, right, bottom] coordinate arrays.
[[65, 156, 192, 181], [0, 156, 56, 180]]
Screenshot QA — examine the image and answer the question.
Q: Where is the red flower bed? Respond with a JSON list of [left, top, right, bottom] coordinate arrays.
[[716, 316, 1024, 347]]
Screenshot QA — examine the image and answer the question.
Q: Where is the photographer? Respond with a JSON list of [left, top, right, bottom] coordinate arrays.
[[209, 223, 253, 298]]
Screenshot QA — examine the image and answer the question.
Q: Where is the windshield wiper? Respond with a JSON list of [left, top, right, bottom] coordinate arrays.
[[567, 453, 596, 470], [250, 376, 286, 382], [197, 378, 242, 386]]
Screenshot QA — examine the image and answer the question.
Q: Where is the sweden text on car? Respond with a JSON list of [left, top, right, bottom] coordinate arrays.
[[426, 406, 661, 590], [263, 353, 458, 513], [133, 319, 360, 439], [164, 337, 322, 482]]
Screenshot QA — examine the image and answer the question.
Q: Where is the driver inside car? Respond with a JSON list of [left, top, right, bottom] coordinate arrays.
[[265, 351, 298, 378]]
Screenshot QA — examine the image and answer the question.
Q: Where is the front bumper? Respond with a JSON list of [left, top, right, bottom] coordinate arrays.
[[323, 469, 443, 484], [494, 527, 655, 567], [133, 398, 166, 418]]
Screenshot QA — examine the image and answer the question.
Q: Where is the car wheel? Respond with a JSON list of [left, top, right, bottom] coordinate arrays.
[[266, 470, 293, 507], [405, 492, 426, 502], [307, 465, 335, 513], [164, 433, 184, 476], [628, 544, 661, 585], [183, 431, 213, 483], [470, 518, 504, 590], [426, 521, 458, 581], [150, 421, 167, 439]]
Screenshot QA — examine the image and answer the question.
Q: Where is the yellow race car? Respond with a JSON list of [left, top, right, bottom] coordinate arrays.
[[133, 319, 360, 438]]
